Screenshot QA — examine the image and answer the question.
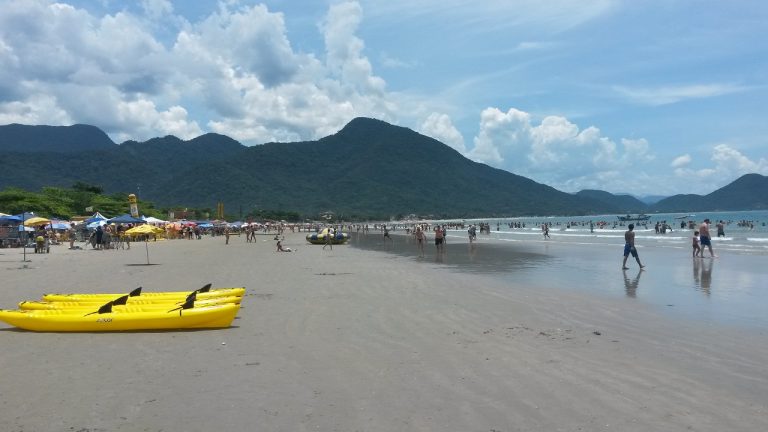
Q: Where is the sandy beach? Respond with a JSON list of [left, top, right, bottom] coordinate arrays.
[[1, 232, 766, 432]]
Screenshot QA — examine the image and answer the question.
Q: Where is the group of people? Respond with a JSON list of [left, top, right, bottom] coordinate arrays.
[[691, 219, 718, 258], [623, 218, 719, 270]]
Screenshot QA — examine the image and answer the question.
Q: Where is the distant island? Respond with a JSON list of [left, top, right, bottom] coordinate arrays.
[[1, 118, 766, 219]]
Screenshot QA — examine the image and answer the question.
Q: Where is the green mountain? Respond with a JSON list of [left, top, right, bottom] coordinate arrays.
[[0, 118, 765, 218], [651, 173, 768, 212], [0, 123, 116, 152]]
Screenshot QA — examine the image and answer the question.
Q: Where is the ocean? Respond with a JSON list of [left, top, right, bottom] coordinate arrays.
[[455, 210, 768, 256], [349, 210, 768, 331]]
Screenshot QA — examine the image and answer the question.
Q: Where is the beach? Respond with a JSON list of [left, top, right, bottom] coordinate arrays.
[[1, 231, 766, 432]]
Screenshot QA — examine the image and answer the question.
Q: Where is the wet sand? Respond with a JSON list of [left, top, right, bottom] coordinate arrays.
[[1, 232, 766, 431], [351, 230, 768, 329]]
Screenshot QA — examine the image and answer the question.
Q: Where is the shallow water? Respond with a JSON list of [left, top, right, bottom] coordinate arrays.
[[349, 222, 768, 330]]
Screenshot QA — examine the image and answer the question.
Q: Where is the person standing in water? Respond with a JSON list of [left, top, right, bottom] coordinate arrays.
[[622, 223, 644, 270]]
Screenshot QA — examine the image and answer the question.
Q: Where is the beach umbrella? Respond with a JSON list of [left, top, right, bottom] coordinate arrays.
[[125, 224, 164, 236], [125, 224, 165, 265], [23, 216, 51, 226]]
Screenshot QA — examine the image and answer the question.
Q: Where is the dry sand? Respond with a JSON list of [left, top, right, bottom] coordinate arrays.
[[1, 232, 766, 432]]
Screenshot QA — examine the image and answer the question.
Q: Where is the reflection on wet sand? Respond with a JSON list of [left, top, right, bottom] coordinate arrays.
[[623, 268, 644, 298], [693, 258, 713, 296], [350, 232, 552, 273]]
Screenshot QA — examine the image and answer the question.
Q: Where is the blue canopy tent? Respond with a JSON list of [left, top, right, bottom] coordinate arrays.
[[107, 214, 145, 224], [13, 212, 37, 220], [87, 220, 107, 229], [0, 215, 23, 223], [49, 221, 71, 230], [84, 212, 108, 224]]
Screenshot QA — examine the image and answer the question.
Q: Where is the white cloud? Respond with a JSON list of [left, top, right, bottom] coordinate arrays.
[[418, 113, 466, 153], [672, 144, 767, 191], [0, 0, 398, 144], [141, 0, 173, 21], [321, 1, 386, 95], [466, 107, 659, 192], [613, 83, 749, 106], [671, 154, 691, 168], [379, 53, 417, 69]]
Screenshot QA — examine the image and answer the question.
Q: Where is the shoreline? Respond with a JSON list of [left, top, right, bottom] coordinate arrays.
[[1, 232, 766, 431], [350, 229, 768, 331]]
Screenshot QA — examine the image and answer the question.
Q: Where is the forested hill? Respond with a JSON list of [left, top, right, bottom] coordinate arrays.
[[0, 123, 116, 152], [651, 173, 768, 211], [0, 118, 765, 218]]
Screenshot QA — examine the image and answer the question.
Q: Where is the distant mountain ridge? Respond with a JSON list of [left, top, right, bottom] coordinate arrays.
[[0, 118, 765, 217], [652, 173, 768, 211], [0, 123, 116, 152]]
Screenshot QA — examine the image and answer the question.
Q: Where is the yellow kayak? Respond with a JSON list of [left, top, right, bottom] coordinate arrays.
[[42, 284, 245, 302], [18, 295, 242, 311], [0, 302, 241, 332]]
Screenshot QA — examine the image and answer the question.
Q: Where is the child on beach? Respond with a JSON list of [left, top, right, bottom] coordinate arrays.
[[692, 231, 701, 257], [276, 240, 292, 252]]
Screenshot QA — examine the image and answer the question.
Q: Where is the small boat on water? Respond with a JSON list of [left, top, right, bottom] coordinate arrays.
[[617, 214, 651, 222]]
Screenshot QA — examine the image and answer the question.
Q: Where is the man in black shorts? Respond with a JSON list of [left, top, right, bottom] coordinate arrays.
[[622, 224, 644, 270]]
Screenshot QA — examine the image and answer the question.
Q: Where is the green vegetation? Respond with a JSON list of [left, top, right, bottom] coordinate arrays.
[[0, 183, 312, 222], [0, 184, 165, 219]]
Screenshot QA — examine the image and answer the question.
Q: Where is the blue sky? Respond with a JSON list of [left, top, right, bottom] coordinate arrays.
[[1, 0, 766, 196]]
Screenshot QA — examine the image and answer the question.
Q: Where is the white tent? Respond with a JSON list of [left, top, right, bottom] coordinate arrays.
[[142, 216, 167, 224]]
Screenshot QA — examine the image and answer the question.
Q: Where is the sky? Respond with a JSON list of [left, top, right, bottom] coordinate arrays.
[[1, 0, 767, 197]]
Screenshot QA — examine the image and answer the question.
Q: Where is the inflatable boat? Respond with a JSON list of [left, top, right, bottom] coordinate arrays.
[[306, 228, 349, 245]]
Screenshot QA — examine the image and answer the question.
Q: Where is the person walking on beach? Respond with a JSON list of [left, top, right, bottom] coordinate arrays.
[[441, 226, 447, 245], [383, 225, 392, 242], [434, 225, 444, 253], [95, 225, 104, 250], [323, 227, 334, 250], [68, 223, 77, 249], [415, 226, 426, 256], [699, 219, 716, 257], [692, 230, 701, 257], [542, 223, 550, 239], [622, 223, 644, 270], [224, 226, 230, 245]]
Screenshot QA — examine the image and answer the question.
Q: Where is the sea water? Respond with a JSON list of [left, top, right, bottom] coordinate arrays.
[[460, 210, 768, 256], [350, 210, 768, 330]]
